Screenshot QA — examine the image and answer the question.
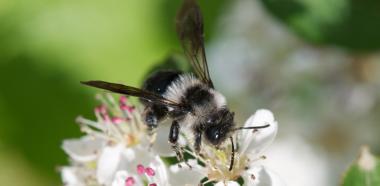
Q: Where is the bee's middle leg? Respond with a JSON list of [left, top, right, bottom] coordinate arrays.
[[169, 120, 182, 160], [169, 120, 192, 168]]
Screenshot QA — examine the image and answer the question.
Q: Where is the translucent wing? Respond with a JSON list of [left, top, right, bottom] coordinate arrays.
[[81, 81, 183, 109], [176, 0, 214, 88]]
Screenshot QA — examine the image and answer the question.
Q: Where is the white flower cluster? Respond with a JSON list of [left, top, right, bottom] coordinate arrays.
[[60, 94, 284, 186]]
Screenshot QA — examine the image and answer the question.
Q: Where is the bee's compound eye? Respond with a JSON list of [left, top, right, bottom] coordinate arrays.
[[214, 131, 220, 139], [205, 126, 223, 145]]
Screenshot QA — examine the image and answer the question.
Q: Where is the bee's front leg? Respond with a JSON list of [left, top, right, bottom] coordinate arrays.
[[192, 128, 204, 168], [144, 105, 168, 148]]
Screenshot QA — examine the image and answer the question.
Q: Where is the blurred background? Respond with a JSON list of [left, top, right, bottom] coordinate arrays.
[[0, 0, 379, 185]]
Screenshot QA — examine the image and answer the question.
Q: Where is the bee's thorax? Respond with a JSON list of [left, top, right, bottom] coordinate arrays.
[[163, 74, 227, 127]]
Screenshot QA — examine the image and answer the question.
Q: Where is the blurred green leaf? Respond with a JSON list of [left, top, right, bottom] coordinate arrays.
[[0, 54, 94, 185], [342, 146, 380, 186], [261, 0, 380, 52]]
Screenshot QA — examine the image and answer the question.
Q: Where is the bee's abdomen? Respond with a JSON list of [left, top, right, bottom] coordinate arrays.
[[142, 70, 182, 97], [140, 70, 181, 128]]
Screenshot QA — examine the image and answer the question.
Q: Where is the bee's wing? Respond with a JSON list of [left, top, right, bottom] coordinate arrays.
[[176, 0, 214, 88], [81, 81, 183, 109]]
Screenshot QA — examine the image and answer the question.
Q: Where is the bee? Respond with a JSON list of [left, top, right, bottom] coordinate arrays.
[[81, 0, 268, 171]]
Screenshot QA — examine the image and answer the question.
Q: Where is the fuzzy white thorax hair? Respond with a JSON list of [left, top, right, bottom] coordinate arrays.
[[163, 74, 202, 102], [163, 73, 227, 108], [210, 89, 227, 108]]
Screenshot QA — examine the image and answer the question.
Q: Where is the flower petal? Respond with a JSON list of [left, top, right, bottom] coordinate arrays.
[[62, 136, 105, 162], [261, 137, 329, 186], [111, 170, 143, 186], [169, 159, 205, 186], [149, 156, 169, 185], [239, 109, 278, 155], [243, 166, 286, 186], [97, 144, 125, 184], [61, 167, 84, 186], [151, 124, 175, 156], [111, 170, 129, 186], [119, 146, 155, 172], [215, 181, 240, 186]]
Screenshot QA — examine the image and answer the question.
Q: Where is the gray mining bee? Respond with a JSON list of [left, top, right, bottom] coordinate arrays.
[[81, 0, 269, 171]]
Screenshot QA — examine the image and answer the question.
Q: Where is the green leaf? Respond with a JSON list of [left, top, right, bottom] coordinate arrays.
[[261, 0, 380, 52], [342, 146, 380, 186]]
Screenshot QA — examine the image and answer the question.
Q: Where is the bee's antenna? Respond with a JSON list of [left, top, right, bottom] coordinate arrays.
[[229, 136, 235, 171], [233, 124, 270, 131]]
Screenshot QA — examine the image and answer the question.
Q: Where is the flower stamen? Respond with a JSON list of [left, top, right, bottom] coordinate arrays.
[[145, 167, 155, 177], [137, 164, 145, 175], [125, 176, 135, 186]]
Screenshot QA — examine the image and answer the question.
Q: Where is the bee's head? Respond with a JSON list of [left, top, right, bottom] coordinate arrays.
[[203, 108, 235, 146]]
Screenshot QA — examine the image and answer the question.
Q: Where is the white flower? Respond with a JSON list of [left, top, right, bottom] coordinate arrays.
[[97, 144, 170, 186], [61, 94, 170, 186], [60, 165, 98, 186], [111, 170, 142, 186], [96, 144, 125, 184], [60, 94, 283, 186], [110, 155, 169, 186], [169, 109, 284, 186], [215, 180, 240, 186], [262, 137, 329, 186], [242, 165, 285, 186], [239, 110, 278, 156], [61, 167, 84, 186], [168, 159, 205, 186], [62, 136, 106, 163]]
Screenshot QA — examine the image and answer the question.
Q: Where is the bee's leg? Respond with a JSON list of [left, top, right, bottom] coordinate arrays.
[[193, 129, 203, 166], [143, 104, 168, 147], [168, 121, 182, 162], [168, 120, 191, 168], [143, 107, 158, 130], [143, 104, 167, 129], [194, 130, 202, 154]]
